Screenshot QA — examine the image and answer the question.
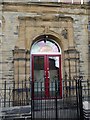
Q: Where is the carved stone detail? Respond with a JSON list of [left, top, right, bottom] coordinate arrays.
[[61, 29, 68, 39]]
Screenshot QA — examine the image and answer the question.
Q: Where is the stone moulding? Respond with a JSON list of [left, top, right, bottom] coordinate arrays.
[[2, 2, 90, 14], [18, 15, 73, 22]]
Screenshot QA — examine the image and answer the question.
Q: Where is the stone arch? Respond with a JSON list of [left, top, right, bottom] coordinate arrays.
[[30, 32, 68, 54], [30, 33, 80, 80], [30, 33, 66, 79], [31, 34, 62, 54]]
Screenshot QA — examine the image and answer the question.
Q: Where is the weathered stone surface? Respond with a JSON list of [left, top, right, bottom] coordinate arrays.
[[0, 2, 89, 84]]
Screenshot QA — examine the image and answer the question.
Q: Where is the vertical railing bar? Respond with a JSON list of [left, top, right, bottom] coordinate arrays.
[[31, 81, 34, 120], [45, 84, 46, 119], [37, 82, 38, 98], [29, 78, 31, 105], [41, 82, 42, 118], [87, 80, 89, 99], [31, 81, 32, 120], [9, 87, 11, 107], [37, 81, 38, 118], [30, 80, 32, 120], [79, 79, 84, 120], [22, 81, 23, 105], [25, 80, 27, 105], [65, 74, 68, 97], [55, 79, 58, 120], [76, 79, 80, 119], [13, 81, 15, 106], [72, 80, 74, 95], [18, 80, 19, 106], [4, 81, 6, 107]]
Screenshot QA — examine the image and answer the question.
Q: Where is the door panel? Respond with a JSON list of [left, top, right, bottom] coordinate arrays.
[[32, 54, 62, 99], [48, 56, 60, 97], [33, 56, 45, 97]]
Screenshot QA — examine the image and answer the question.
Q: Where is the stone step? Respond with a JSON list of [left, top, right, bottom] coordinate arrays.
[[1, 105, 31, 120]]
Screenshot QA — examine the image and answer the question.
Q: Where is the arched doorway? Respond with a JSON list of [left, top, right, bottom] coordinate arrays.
[[31, 37, 62, 99]]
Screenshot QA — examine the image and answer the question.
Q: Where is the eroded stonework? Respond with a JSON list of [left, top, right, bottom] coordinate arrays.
[[0, 2, 90, 84]]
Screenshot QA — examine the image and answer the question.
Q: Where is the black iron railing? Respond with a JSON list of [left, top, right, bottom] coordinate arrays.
[[0, 80, 31, 107], [0, 79, 90, 119]]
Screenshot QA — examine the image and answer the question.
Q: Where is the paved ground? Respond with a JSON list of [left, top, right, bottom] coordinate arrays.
[[1, 106, 31, 120]]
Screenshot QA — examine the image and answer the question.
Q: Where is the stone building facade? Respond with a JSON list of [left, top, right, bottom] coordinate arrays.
[[0, 1, 90, 104]]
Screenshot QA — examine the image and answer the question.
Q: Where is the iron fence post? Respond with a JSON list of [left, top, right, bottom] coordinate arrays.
[[4, 81, 6, 107], [31, 81, 34, 120], [78, 79, 84, 120], [9, 87, 11, 107], [76, 79, 80, 119], [13, 81, 15, 106], [55, 79, 58, 120]]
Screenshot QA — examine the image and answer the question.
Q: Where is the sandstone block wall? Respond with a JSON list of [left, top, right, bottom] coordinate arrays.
[[0, 2, 89, 84]]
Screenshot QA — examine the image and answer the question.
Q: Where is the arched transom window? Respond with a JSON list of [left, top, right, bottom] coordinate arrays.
[[31, 39, 61, 54]]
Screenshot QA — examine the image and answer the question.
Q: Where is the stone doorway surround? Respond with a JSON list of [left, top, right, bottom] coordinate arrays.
[[13, 14, 79, 82], [16, 14, 74, 50]]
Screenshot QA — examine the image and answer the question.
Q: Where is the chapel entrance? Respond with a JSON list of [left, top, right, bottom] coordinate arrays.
[[31, 37, 62, 99]]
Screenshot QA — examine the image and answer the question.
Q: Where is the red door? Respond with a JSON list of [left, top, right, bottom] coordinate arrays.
[[32, 54, 62, 99]]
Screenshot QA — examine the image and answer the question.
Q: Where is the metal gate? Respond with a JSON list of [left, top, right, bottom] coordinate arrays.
[[31, 79, 80, 119]]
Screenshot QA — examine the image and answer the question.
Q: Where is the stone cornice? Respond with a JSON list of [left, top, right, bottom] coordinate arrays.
[[18, 15, 73, 22], [2, 2, 90, 15], [1, 2, 90, 8]]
